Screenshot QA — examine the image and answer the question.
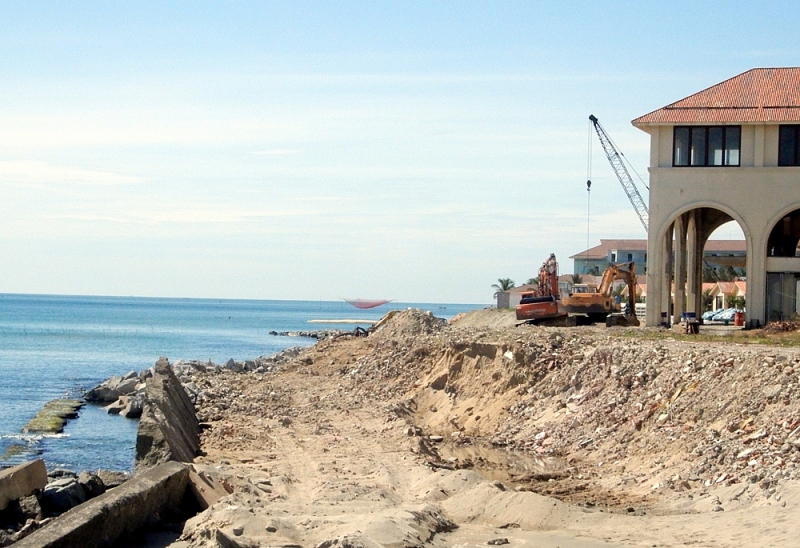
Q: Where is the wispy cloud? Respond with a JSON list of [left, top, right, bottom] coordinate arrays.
[[250, 149, 304, 156], [0, 160, 141, 186]]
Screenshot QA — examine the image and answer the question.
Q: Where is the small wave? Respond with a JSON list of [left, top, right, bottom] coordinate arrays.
[[0, 433, 44, 442], [0, 432, 69, 442]]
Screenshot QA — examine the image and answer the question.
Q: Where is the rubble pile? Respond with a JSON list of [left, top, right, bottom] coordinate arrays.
[[258, 311, 800, 508], [762, 321, 800, 334]]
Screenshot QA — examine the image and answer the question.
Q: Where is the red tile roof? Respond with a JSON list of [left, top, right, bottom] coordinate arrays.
[[633, 68, 800, 125], [704, 240, 747, 252], [570, 239, 647, 260]]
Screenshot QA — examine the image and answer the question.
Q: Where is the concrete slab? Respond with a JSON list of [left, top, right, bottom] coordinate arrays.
[[0, 459, 48, 511], [14, 461, 189, 548]]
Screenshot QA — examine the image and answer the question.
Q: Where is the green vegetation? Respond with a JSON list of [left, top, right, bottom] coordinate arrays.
[[703, 265, 744, 282], [22, 399, 84, 434], [728, 296, 746, 310], [491, 278, 515, 295], [0, 443, 35, 461], [618, 326, 800, 347], [702, 289, 713, 312]]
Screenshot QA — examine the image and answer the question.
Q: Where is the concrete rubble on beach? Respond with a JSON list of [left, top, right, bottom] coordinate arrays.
[[4, 308, 800, 547]]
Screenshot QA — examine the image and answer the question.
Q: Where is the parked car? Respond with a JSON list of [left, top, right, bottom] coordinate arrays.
[[711, 308, 737, 322]]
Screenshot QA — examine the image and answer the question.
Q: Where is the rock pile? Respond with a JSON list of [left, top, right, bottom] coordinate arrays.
[[84, 347, 305, 421], [268, 329, 347, 339], [84, 370, 148, 419]]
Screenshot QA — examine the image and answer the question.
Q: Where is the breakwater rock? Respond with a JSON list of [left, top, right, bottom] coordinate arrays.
[[269, 329, 347, 339], [21, 400, 83, 434], [135, 358, 201, 473], [84, 346, 305, 423], [84, 370, 147, 419]]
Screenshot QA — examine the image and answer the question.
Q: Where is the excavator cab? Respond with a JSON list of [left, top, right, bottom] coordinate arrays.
[[515, 254, 568, 323], [562, 262, 640, 326]]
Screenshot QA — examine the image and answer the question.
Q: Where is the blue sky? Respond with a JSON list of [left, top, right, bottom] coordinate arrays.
[[0, 1, 794, 303]]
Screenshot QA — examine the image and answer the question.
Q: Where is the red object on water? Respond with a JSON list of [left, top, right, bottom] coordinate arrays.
[[343, 298, 392, 309]]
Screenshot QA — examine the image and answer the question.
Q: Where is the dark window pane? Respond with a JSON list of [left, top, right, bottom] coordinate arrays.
[[780, 126, 797, 166], [725, 126, 740, 166], [690, 127, 707, 166], [674, 127, 689, 166], [709, 127, 724, 165]]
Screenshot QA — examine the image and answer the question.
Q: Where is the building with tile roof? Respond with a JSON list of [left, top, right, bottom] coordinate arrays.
[[570, 239, 746, 275], [633, 67, 800, 327]]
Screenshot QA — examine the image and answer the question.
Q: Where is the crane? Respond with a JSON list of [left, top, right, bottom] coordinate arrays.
[[589, 114, 649, 232]]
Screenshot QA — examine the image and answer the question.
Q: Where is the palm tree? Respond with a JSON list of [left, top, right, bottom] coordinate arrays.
[[492, 278, 515, 296], [525, 277, 539, 286], [571, 273, 583, 284]]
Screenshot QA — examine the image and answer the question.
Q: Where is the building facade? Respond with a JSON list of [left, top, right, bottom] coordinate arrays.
[[633, 68, 800, 327], [571, 239, 745, 277]]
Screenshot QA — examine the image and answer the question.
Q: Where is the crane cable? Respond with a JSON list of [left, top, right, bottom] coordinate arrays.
[[585, 118, 593, 267]]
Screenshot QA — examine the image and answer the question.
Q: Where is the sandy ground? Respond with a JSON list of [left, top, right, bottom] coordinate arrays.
[[144, 309, 800, 548]]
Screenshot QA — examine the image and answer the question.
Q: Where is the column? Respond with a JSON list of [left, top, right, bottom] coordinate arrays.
[[686, 211, 699, 316], [662, 222, 674, 326], [673, 214, 687, 324]]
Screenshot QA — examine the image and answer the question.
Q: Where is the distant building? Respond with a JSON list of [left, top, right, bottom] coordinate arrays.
[[571, 239, 745, 276], [709, 280, 747, 311]]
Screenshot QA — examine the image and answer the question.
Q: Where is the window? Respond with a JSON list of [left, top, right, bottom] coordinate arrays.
[[673, 126, 740, 166], [779, 125, 800, 166]]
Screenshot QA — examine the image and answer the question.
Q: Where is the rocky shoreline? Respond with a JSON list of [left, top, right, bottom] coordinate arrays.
[[0, 345, 307, 546], [83, 347, 307, 421]]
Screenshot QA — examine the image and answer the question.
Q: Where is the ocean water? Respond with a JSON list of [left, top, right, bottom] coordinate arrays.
[[0, 294, 484, 473]]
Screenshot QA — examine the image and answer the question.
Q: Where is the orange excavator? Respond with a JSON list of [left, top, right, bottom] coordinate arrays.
[[561, 262, 640, 326], [515, 253, 569, 323]]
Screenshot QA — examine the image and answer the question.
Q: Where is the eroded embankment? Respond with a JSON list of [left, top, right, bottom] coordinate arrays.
[[279, 310, 800, 509]]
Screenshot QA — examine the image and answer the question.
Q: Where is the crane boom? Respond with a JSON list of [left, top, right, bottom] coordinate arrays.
[[589, 114, 649, 232]]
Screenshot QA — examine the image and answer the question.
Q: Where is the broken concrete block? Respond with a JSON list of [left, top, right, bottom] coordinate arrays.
[[0, 459, 48, 511]]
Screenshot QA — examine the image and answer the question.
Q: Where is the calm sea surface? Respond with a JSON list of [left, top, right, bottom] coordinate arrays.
[[0, 294, 484, 473]]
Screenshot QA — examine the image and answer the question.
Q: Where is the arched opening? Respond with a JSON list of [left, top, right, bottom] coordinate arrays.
[[765, 208, 800, 322], [705, 220, 747, 284], [768, 210, 800, 257], [657, 207, 748, 327]]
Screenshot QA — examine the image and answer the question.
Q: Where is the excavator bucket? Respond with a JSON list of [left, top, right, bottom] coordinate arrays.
[[605, 313, 640, 327]]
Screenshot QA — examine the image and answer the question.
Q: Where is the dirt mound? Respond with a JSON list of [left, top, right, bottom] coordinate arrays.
[[371, 308, 446, 339], [448, 307, 517, 329]]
